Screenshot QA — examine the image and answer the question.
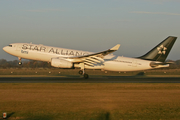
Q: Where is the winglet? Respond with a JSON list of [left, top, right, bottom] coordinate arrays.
[[110, 44, 120, 51]]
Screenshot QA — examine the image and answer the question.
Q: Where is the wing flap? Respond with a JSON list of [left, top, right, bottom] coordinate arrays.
[[66, 44, 120, 67]]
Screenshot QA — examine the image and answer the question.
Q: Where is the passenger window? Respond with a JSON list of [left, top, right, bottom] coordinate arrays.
[[9, 45, 12, 47]]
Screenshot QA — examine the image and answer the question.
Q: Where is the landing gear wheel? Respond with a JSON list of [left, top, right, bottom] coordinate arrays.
[[84, 74, 89, 79], [79, 70, 83, 75]]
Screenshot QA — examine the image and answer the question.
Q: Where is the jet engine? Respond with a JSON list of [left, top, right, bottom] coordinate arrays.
[[51, 58, 73, 68]]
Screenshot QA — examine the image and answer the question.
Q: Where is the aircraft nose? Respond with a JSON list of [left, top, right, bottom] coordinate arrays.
[[3, 46, 8, 52]]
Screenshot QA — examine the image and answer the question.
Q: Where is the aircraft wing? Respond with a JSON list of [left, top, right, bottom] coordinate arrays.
[[66, 44, 120, 66]]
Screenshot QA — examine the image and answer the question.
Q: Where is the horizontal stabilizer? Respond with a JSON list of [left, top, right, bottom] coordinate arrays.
[[150, 61, 174, 67]]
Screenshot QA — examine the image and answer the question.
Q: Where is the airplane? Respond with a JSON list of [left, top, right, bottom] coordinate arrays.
[[3, 36, 177, 79]]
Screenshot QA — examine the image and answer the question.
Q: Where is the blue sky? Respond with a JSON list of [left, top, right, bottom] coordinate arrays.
[[1, 0, 180, 60]]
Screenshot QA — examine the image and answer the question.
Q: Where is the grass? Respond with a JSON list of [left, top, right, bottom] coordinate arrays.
[[0, 83, 180, 119]]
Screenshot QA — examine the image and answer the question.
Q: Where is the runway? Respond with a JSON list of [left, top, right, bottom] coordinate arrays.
[[0, 75, 180, 83]]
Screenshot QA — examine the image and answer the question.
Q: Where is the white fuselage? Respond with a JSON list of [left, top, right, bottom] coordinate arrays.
[[4, 43, 93, 62], [3, 43, 163, 71], [104, 56, 153, 71]]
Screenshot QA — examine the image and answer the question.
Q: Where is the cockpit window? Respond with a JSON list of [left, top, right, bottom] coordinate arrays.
[[9, 45, 12, 47]]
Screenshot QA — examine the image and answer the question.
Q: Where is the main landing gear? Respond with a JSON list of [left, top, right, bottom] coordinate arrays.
[[79, 69, 89, 79], [18, 57, 22, 65], [78, 63, 89, 79]]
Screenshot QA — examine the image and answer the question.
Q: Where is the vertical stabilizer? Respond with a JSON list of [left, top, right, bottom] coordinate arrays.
[[138, 36, 177, 62]]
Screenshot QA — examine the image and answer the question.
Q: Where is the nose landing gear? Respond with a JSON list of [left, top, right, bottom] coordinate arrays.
[[18, 57, 22, 65]]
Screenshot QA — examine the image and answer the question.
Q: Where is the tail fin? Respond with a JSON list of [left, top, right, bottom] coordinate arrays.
[[138, 36, 177, 62]]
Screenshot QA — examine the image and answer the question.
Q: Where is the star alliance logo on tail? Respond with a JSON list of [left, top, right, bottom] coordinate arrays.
[[157, 45, 167, 55]]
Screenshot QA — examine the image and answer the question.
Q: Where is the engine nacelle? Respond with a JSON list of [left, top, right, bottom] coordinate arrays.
[[51, 58, 73, 68]]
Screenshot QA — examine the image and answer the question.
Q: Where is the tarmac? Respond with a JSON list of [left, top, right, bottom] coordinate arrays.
[[0, 75, 180, 83]]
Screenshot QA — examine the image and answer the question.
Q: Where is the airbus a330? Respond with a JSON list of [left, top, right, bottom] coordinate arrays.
[[3, 36, 177, 78]]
